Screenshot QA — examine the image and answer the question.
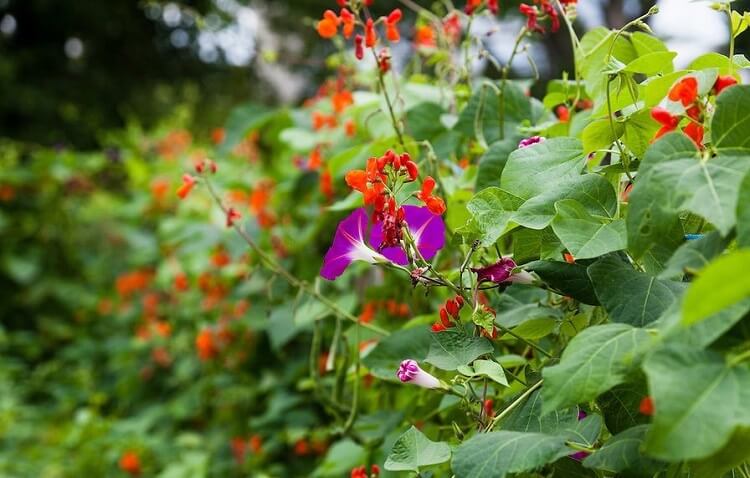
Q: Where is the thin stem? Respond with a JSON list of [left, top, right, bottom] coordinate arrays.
[[496, 324, 553, 359], [487, 380, 543, 431], [373, 50, 405, 148], [203, 177, 390, 336]]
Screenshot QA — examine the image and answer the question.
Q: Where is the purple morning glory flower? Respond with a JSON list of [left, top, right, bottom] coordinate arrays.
[[320, 206, 446, 280], [371, 205, 446, 265], [470, 257, 534, 284], [518, 136, 545, 149], [320, 208, 392, 281], [397, 359, 441, 389]]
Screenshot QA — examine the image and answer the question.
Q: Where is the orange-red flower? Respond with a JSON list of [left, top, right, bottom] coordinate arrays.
[[639, 396, 655, 416], [416, 176, 446, 215], [556, 105, 570, 123], [651, 107, 680, 140], [196, 328, 218, 360], [714, 75, 738, 95], [226, 207, 241, 227], [668, 76, 698, 106], [332, 90, 354, 113], [414, 25, 436, 48], [365, 18, 377, 47], [119, 451, 141, 476], [176, 174, 196, 199], [317, 10, 340, 38], [683, 121, 704, 147], [385, 9, 402, 42], [340, 8, 355, 38]]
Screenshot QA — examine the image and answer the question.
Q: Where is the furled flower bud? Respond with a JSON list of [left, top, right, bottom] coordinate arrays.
[[518, 136, 545, 149], [397, 359, 441, 388]]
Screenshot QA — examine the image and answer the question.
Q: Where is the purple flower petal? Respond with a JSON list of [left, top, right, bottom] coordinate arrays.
[[471, 257, 517, 283], [518, 136, 545, 149], [370, 206, 446, 265], [320, 208, 389, 280]]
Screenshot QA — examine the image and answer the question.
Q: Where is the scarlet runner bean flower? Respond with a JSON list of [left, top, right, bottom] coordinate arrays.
[[339, 8, 355, 38], [316, 9, 340, 38], [176, 174, 196, 199], [431, 295, 465, 331], [226, 207, 241, 227], [397, 359, 441, 388], [713, 75, 738, 95], [639, 396, 655, 416], [668, 76, 698, 106], [414, 25, 436, 48], [416, 176, 446, 215], [351, 464, 380, 478], [651, 107, 680, 140], [119, 451, 141, 476], [365, 18, 377, 47], [384, 9, 402, 42]]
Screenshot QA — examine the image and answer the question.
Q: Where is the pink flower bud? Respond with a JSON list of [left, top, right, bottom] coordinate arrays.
[[397, 359, 440, 389]]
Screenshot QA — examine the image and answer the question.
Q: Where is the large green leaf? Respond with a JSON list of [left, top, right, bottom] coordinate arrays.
[[690, 428, 750, 478], [623, 51, 676, 75], [501, 389, 578, 433], [457, 359, 509, 386], [581, 118, 623, 154], [451, 431, 569, 478], [658, 231, 730, 279], [660, 297, 750, 348], [476, 139, 517, 190], [525, 260, 600, 305], [405, 102, 446, 141], [424, 330, 493, 371], [454, 81, 531, 144], [362, 326, 433, 379], [551, 200, 627, 260], [501, 138, 586, 200], [737, 170, 750, 247], [597, 380, 650, 435], [542, 323, 652, 413], [682, 249, 750, 325], [712, 84, 750, 152], [384, 426, 451, 472], [513, 173, 617, 230], [462, 187, 524, 246], [643, 346, 750, 461], [587, 256, 686, 327], [583, 425, 666, 476], [219, 103, 275, 154]]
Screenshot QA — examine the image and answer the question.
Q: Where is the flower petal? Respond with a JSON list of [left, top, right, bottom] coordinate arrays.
[[321, 208, 386, 280], [404, 205, 445, 260]]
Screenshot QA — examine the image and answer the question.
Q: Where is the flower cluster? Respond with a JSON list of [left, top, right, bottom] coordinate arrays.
[[350, 464, 380, 478], [651, 74, 737, 147], [431, 295, 465, 332], [520, 0, 564, 33], [464, 0, 499, 15], [317, 2, 403, 64]]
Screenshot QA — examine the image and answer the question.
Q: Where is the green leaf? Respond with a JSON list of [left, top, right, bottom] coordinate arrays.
[[658, 231, 730, 279], [406, 102, 446, 140], [690, 428, 750, 478], [501, 389, 578, 433], [732, 10, 749, 38], [738, 170, 750, 247], [597, 380, 651, 435], [588, 256, 686, 326], [462, 187, 524, 246], [643, 346, 750, 461], [582, 118, 623, 154], [682, 249, 750, 325], [621, 109, 660, 158], [425, 330, 493, 371], [219, 103, 274, 154], [451, 431, 569, 478], [313, 439, 366, 477], [363, 326, 433, 379], [542, 323, 652, 413], [454, 81, 531, 144], [712, 84, 750, 152], [476, 138, 517, 190], [384, 426, 451, 472], [551, 199, 627, 260], [501, 137, 585, 200], [583, 425, 665, 476], [630, 32, 668, 56], [458, 359, 509, 386], [525, 260, 600, 305], [513, 173, 617, 230], [623, 51, 676, 75], [658, 296, 750, 349]]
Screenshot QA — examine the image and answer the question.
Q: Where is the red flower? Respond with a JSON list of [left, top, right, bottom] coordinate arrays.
[[332, 90, 354, 113], [416, 176, 446, 215], [344, 119, 357, 137], [378, 49, 391, 73], [340, 8, 355, 38], [317, 10, 340, 38], [556, 105, 570, 123], [431, 322, 447, 332], [668, 76, 698, 106], [683, 121, 704, 147], [354, 34, 364, 60], [320, 169, 334, 201], [119, 451, 141, 476], [365, 18, 377, 47], [639, 396, 655, 416], [294, 439, 310, 456], [520, 4, 541, 33], [176, 174, 196, 199], [226, 207, 241, 227], [651, 107, 679, 140], [465, 0, 482, 14], [713, 75, 738, 95], [385, 9, 402, 42], [414, 25, 436, 48], [196, 328, 218, 360], [483, 398, 495, 418]]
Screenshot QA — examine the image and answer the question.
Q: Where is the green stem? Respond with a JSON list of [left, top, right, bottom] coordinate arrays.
[[496, 324, 553, 359], [374, 50, 405, 148]]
